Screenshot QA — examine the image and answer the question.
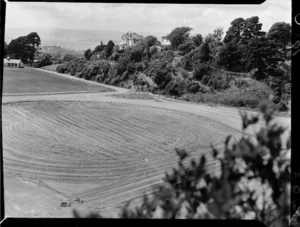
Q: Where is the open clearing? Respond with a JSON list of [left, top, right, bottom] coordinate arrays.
[[3, 68, 112, 94], [2, 68, 290, 218], [3, 100, 239, 217]]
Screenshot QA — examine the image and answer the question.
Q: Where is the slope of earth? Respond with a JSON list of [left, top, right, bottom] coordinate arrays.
[[2, 68, 291, 218], [3, 68, 113, 94], [2, 100, 241, 217]]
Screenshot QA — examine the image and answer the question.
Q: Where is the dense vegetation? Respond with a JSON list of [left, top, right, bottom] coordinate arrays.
[[73, 100, 291, 227], [56, 16, 291, 111], [5, 32, 41, 64]]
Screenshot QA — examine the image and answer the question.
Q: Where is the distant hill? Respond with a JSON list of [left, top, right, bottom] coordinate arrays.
[[5, 27, 166, 51]]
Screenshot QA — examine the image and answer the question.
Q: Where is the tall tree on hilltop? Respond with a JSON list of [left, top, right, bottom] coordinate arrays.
[[207, 28, 224, 64], [222, 16, 268, 72], [223, 17, 245, 44], [26, 32, 41, 64], [193, 36, 212, 63], [94, 41, 106, 53], [224, 16, 265, 45], [267, 22, 291, 56], [217, 41, 244, 72], [167, 27, 192, 49], [7, 36, 34, 63], [105, 40, 115, 58], [84, 49, 92, 60]]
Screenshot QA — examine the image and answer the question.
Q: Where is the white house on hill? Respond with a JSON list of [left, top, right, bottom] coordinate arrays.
[[119, 32, 144, 50], [161, 36, 171, 46], [4, 58, 24, 68]]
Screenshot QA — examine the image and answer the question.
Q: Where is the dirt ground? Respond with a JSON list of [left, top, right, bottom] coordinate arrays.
[[2, 68, 291, 218]]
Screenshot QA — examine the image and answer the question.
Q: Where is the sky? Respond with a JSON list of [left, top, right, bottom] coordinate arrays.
[[5, 0, 291, 37]]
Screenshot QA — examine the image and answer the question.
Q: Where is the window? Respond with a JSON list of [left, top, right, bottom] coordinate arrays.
[[8, 63, 10, 66]]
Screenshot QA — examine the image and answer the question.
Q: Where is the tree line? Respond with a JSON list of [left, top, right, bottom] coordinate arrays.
[[4, 32, 41, 64], [58, 16, 290, 111]]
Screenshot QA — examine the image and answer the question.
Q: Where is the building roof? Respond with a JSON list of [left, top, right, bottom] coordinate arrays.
[[4, 59, 23, 64], [122, 32, 144, 40]]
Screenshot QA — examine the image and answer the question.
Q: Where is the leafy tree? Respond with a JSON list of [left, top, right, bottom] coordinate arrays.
[[26, 32, 41, 64], [130, 42, 146, 62], [245, 36, 278, 79], [84, 49, 92, 60], [192, 34, 203, 47], [178, 40, 196, 55], [145, 35, 158, 61], [167, 27, 192, 49], [223, 17, 245, 44], [7, 36, 34, 63], [105, 40, 115, 58], [193, 36, 212, 63], [217, 41, 244, 72], [6, 32, 41, 63], [93, 41, 106, 53], [224, 16, 265, 45], [267, 22, 291, 47], [267, 22, 291, 60], [206, 28, 224, 64], [240, 16, 265, 43]]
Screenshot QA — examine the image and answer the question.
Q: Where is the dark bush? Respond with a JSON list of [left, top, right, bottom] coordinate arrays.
[[193, 65, 212, 81], [201, 72, 232, 91], [56, 64, 69, 74], [60, 54, 77, 63], [33, 57, 52, 68], [178, 41, 196, 55], [165, 78, 186, 96]]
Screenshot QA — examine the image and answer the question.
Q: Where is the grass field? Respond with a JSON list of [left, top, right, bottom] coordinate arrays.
[[2, 100, 240, 217], [3, 67, 112, 94]]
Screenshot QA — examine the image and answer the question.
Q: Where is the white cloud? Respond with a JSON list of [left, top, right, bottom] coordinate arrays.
[[5, 1, 291, 36]]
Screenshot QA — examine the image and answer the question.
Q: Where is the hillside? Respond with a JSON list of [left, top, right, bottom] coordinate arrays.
[[55, 51, 280, 111]]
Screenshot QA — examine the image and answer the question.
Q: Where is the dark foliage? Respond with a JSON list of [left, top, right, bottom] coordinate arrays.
[[167, 27, 192, 49], [84, 49, 93, 60], [33, 55, 52, 68], [6, 32, 41, 64], [193, 65, 212, 81]]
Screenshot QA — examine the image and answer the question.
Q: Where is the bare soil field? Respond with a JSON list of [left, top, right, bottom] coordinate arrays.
[[2, 68, 291, 218], [3, 100, 240, 217], [3, 68, 113, 94]]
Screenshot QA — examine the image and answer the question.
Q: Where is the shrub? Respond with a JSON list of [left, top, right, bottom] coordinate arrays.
[[33, 57, 52, 68], [178, 41, 197, 55], [193, 65, 212, 81], [60, 54, 77, 63], [165, 78, 186, 96], [56, 64, 69, 74], [201, 72, 233, 91]]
